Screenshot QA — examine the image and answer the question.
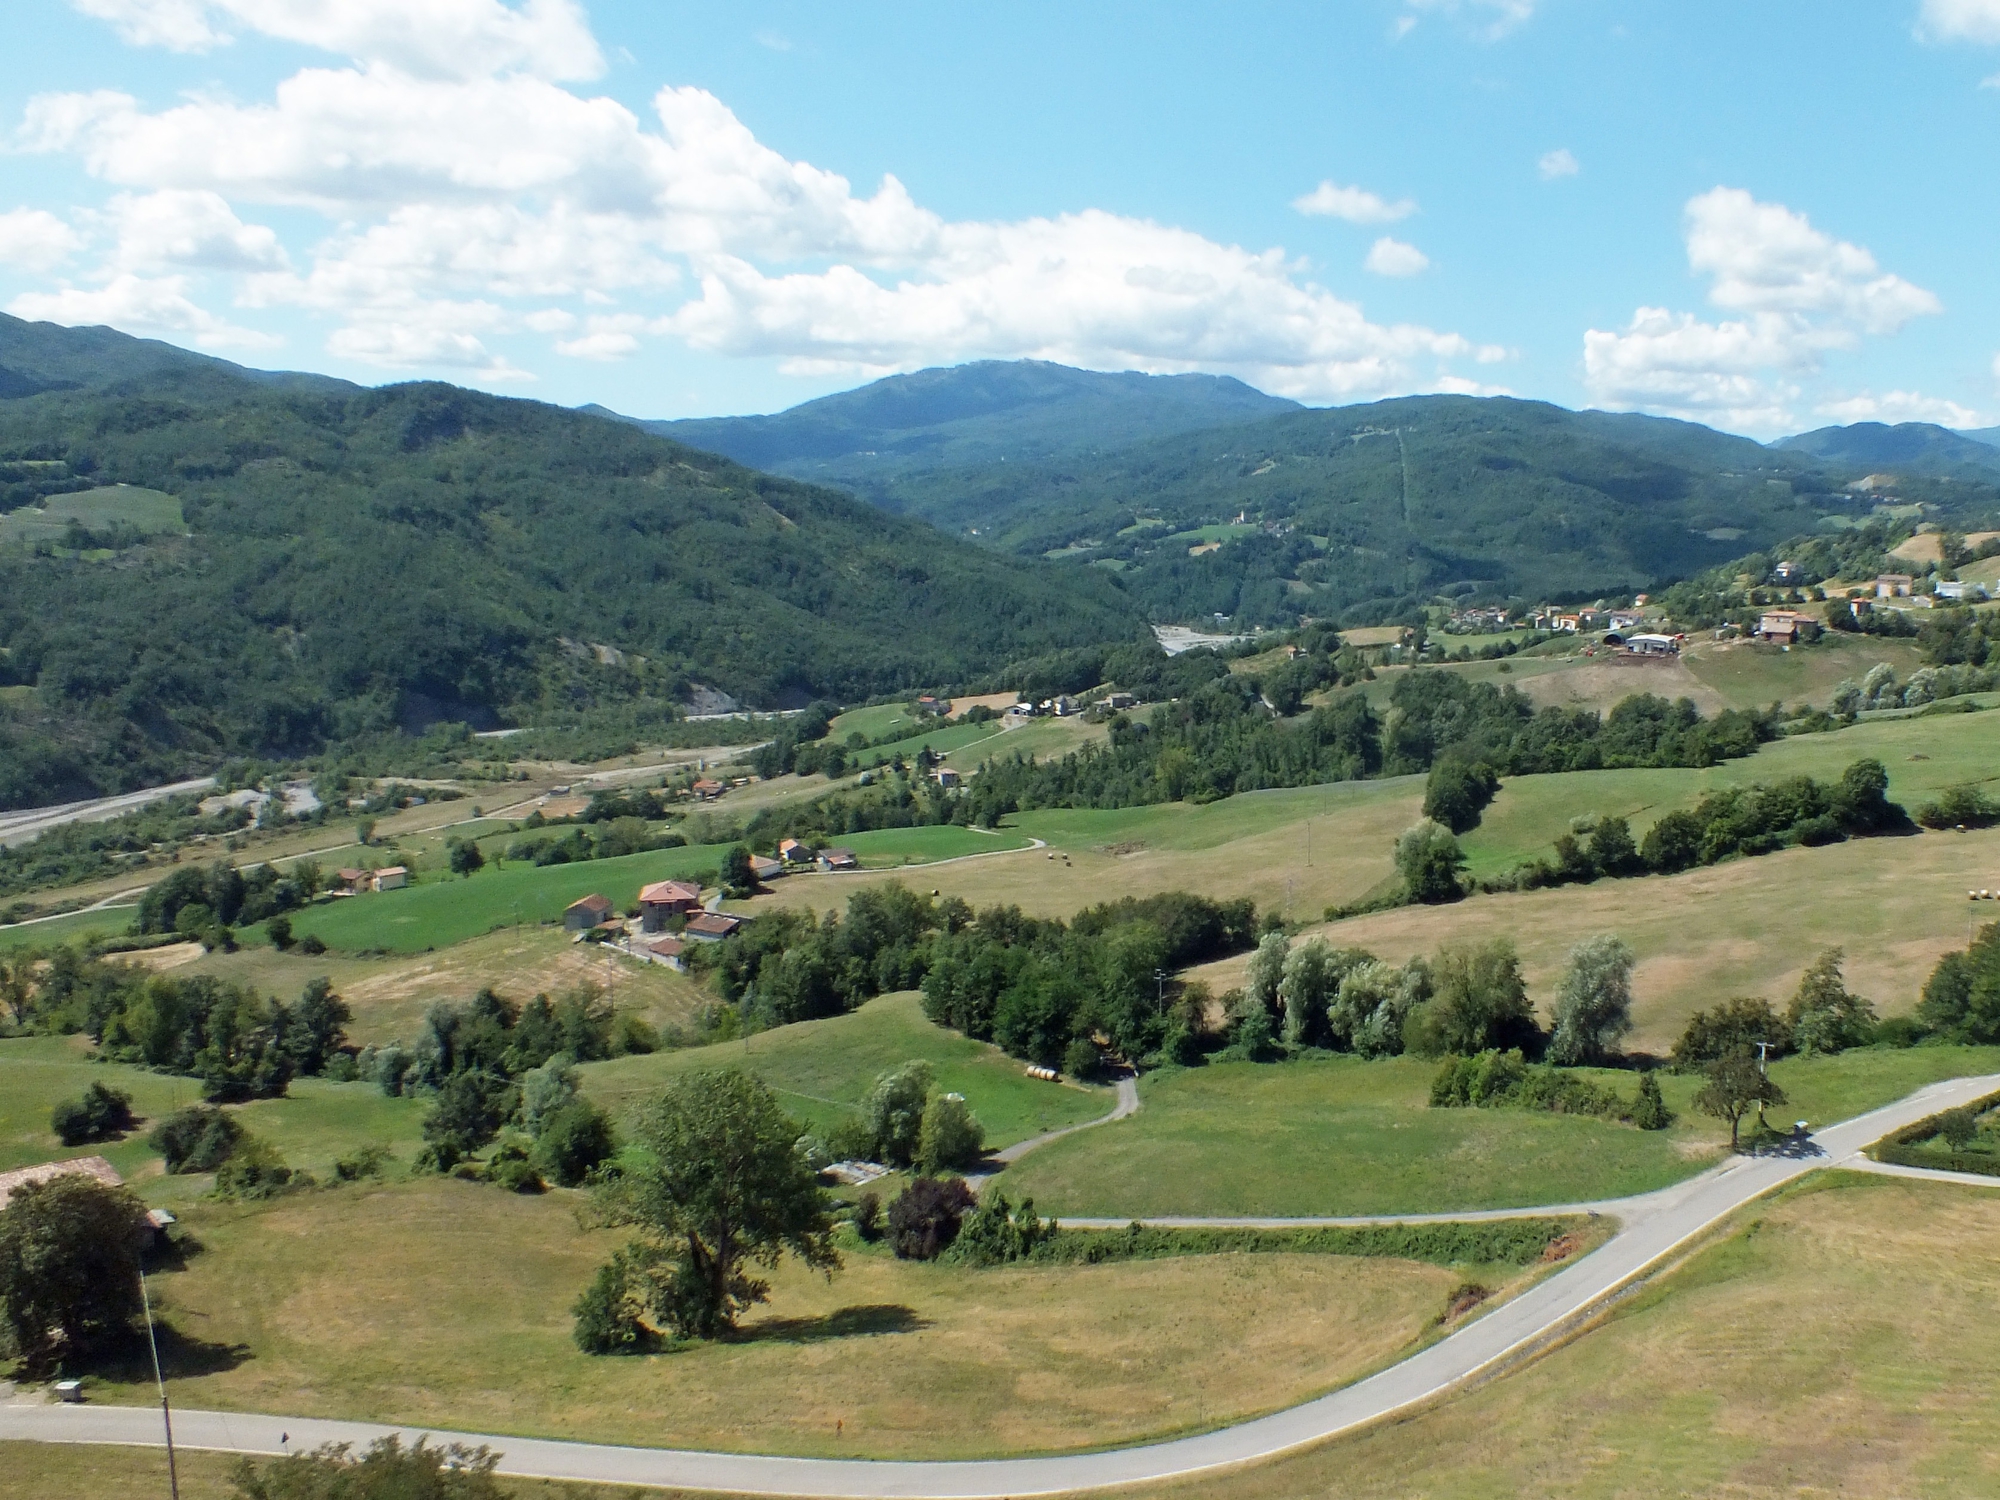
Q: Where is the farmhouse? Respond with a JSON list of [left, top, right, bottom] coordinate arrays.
[[1936, 579, 1989, 601], [1756, 609, 1816, 643], [819, 847, 860, 871], [690, 777, 727, 799], [335, 868, 369, 895], [1772, 560, 1805, 584], [932, 767, 962, 789], [748, 854, 786, 883], [563, 893, 613, 932], [637, 879, 702, 932], [1102, 691, 1138, 710], [777, 837, 816, 865], [1876, 573, 1915, 598], [372, 866, 408, 892], [916, 695, 946, 715], [685, 912, 745, 942], [1606, 610, 1644, 631]]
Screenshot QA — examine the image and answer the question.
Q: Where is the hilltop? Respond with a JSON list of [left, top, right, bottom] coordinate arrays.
[[598, 360, 1300, 500], [0, 318, 1147, 809], [1776, 420, 2000, 483]]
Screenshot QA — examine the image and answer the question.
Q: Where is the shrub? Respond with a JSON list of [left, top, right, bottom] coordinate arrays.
[[298, 933, 328, 956], [862, 1061, 934, 1167], [214, 1139, 304, 1200], [1673, 996, 1790, 1068], [149, 1104, 244, 1173], [531, 1100, 617, 1187], [1062, 1034, 1099, 1080], [331, 1144, 391, 1182], [486, 1143, 545, 1194], [1916, 784, 2000, 830], [1396, 820, 1467, 904], [852, 1191, 883, 1242], [942, 1191, 1051, 1267], [572, 1255, 649, 1354], [887, 1177, 976, 1260], [266, 914, 294, 950], [917, 1092, 985, 1175], [1940, 1107, 1979, 1149], [228, 1436, 506, 1499], [50, 1081, 135, 1145], [1631, 1072, 1672, 1130]]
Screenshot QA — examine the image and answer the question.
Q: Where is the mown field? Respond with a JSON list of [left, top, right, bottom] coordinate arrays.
[[580, 992, 1108, 1150], [1114, 1172, 2000, 1499], [71, 1175, 1495, 1461], [999, 1046, 2000, 1219]]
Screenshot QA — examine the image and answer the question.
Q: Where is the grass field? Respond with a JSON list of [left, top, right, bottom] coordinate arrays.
[[580, 991, 1110, 1150], [0, 485, 185, 548], [829, 702, 921, 742], [0, 1034, 427, 1191], [1116, 1172, 2000, 1499], [846, 718, 1006, 770], [75, 1176, 1485, 1460], [0, 1447, 617, 1500], [999, 1045, 2000, 1219], [0, 905, 138, 951], [955, 713, 1112, 770]]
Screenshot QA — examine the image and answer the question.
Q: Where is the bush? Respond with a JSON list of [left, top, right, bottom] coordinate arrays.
[[266, 914, 294, 950], [1632, 1072, 1672, 1130], [1916, 784, 2000, 830], [887, 1177, 977, 1260], [149, 1104, 244, 1173], [852, 1191, 883, 1242], [214, 1139, 304, 1200], [228, 1436, 506, 1499], [298, 933, 327, 956], [486, 1143, 545, 1194], [1674, 996, 1790, 1068], [531, 1100, 617, 1187], [1062, 1034, 1099, 1080], [50, 1081, 135, 1145], [572, 1254, 649, 1354], [331, 1144, 391, 1182], [942, 1191, 1051, 1267], [917, 1092, 985, 1174], [1396, 820, 1467, 904], [1940, 1107, 1979, 1149], [862, 1061, 934, 1168]]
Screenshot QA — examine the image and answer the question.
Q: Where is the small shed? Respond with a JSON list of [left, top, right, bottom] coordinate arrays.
[[818, 847, 860, 871], [564, 893, 614, 932], [685, 912, 745, 943], [747, 854, 786, 883], [372, 866, 408, 892]]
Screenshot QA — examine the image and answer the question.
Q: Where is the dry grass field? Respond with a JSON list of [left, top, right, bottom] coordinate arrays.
[[82, 1178, 1494, 1461], [1189, 823, 2000, 1050]]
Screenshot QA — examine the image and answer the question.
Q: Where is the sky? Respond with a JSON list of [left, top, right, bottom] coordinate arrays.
[[3, 1, 2000, 437]]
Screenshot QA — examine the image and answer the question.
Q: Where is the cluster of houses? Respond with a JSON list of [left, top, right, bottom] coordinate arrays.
[[334, 865, 407, 894], [1006, 696, 1083, 721]]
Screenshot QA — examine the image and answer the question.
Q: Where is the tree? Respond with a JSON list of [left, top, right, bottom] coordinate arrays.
[[356, 819, 377, 847], [447, 837, 485, 877], [149, 1105, 244, 1172], [598, 1069, 837, 1341], [1693, 1049, 1787, 1150], [1278, 939, 1342, 1047], [50, 1081, 135, 1146], [289, 977, 351, 1075], [0, 1174, 149, 1369], [1586, 816, 1640, 877], [1242, 931, 1289, 1020], [228, 1436, 506, 1499], [1061, 1034, 1099, 1079], [266, 914, 294, 950], [1631, 1072, 1671, 1130], [1787, 949, 1877, 1055], [0, 954, 31, 1027], [862, 1061, 934, 1167], [1673, 996, 1790, 1068], [1413, 940, 1540, 1057], [917, 1091, 985, 1174], [1423, 758, 1498, 834], [532, 1100, 616, 1187], [421, 1071, 513, 1166], [1547, 934, 1636, 1065], [1395, 820, 1467, 904], [887, 1176, 977, 1260], [720, 845, 756, 895]]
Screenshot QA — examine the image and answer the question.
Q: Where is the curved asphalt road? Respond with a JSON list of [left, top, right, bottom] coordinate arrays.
[[7, 1072, 1996, 1498]]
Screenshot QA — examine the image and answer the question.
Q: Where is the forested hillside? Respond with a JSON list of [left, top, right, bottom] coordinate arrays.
[[608, 360, 1300, 499], [872, 395, 1933, 627], [0, 318, 1147, 810], [1776, 421, 2000, 482]]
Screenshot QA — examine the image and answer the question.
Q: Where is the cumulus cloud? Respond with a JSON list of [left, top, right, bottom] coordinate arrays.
[[1537, 147, 1579, 180], [67, 0, 604, 80], [1292, 181, 1416, 223], [1816, 390, 1983, 428], [1918, 0, 2000, 43], [1584, 188, 1941, 433], [0, 209, 84, 271], [1364, 237, 1429, 277], [8, 272, 278, 348], [15, 14, 1499, 397]]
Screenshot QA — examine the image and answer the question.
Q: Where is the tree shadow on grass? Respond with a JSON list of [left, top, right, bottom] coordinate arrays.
[[81, 1322, 254, 1383], [731, 1304, 930, 1346]]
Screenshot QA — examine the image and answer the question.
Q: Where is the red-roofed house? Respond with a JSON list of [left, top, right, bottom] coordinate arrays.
[[637, 879, 702, 933], [564, 894, 614, 932], [685, 912, 745, 942]]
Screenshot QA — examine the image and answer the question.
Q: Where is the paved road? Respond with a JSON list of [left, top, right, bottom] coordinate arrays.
[[7, 1073, 1995, 1498], [0, 777, 217, 848]]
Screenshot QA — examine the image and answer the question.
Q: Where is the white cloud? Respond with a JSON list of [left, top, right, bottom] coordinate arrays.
[[107, 189, 287, 271], [1364, 237, 1430, 277], [8, 272, 278, 349], [1404, 0, 1539, 41], [0, 209, 84, 271], [67, 0, 604, 80], [1919, 0, 2000, 43], [15, 41, 1498, 396], [1292, 181, 1416, 224], [1537, 147, 1579, 180], [754, 28, 791, 52], [1584, 188, 1942, 433], [1815, 390, 1983, 427]]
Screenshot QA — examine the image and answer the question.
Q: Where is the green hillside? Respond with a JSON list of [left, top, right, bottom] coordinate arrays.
[[0, 318, 1147, 810], [611, 359, 1300, 496], [881, 394, 1979, 627], [1776, 421, 2000, 482]]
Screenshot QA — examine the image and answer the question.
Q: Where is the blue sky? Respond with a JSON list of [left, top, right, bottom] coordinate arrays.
[[3, 0, 1999, 436]]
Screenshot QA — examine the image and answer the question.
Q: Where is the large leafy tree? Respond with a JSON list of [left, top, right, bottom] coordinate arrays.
[[0, 1174, 149, 1369], [1547, 934, 1636, 1065], [597, 1069, 837, 1342], [1694, 1049, 1788, 1151]]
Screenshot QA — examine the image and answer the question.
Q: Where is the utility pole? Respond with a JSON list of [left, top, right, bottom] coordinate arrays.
[[139, 1267, 180, 1500], [1753, 1040, 1772, 1075]]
